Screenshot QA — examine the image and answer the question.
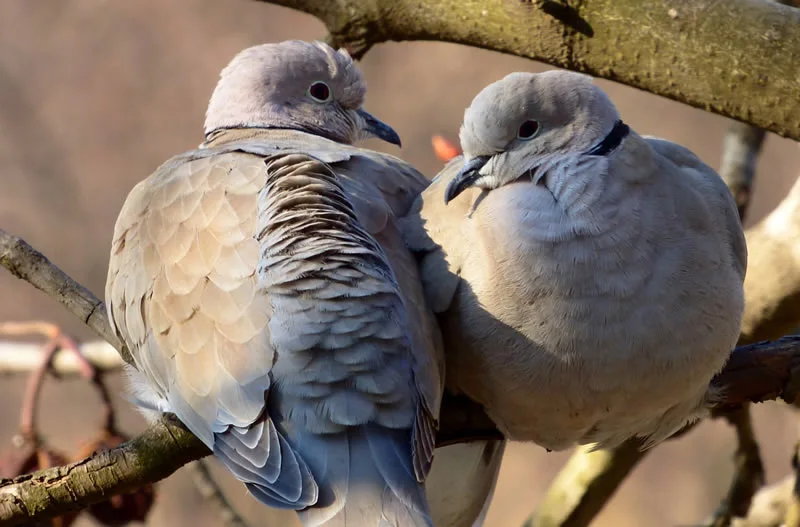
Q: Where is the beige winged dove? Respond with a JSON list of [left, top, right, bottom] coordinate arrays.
[[106, 40, 451, 526], [401, 70, 746, 451]]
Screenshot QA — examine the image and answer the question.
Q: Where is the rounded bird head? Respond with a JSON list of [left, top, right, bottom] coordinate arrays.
[[204, 40, 401, 146], [445, 70, 626, 203]]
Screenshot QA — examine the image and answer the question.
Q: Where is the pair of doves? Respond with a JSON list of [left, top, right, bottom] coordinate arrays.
[[105, 40, 745, 526]]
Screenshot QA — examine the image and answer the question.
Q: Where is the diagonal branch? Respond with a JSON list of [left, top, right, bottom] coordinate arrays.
[[3, 164, 800, 525], [0, 229, 131, 364], [257, 0, 800, 141], [0, 416, 209, 527]]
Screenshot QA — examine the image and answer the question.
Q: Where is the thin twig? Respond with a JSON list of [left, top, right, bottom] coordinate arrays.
[[707, 120, 768, 526], [705, 407, 766, 526], [0, 322, 82, 440], [719, 122, 766, 220]]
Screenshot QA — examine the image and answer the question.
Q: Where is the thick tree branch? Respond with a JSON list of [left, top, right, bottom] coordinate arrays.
[[260, 0, 800, 141], [0, 338, 798, 525], [0, 416, 209, 527]]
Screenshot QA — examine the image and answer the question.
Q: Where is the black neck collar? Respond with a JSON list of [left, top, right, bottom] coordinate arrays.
[[584, 119, 629, 157]]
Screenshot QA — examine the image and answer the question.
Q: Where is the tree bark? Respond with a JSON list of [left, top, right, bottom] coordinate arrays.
[[0, 417, 208, 527], [259, 0, 800, 141]]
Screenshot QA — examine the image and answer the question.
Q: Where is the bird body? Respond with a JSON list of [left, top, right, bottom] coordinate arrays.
[[402, 70, 746, 450], [106, 41, 446, 526]]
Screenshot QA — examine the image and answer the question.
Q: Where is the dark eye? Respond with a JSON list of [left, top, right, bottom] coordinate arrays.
[[517, 120, 540, 140], [308, 81, 331, 102]]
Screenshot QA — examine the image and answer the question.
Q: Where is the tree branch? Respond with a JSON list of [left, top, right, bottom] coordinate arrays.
[[5, 170, 800, 524], [0, 229, 131, 364], [259, 0, 800, 141], [0, 336, 797, 525], [2, 144, 800, 524], [0, 416, 209, 527]]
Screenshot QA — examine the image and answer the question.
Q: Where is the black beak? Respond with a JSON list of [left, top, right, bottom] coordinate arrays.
[[356, 109, 402, 147], [444, 155, 491, 204]]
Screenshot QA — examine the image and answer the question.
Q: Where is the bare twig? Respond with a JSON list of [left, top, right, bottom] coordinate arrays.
[[706, 128, 766, 526], [719, 122, 766, 219], [705, 407, 766, 526], [0, 322, 83, 440], [186, 459, 254, 527]]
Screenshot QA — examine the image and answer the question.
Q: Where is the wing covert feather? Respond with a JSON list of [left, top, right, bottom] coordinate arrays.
[[107, 150, 318, 508]]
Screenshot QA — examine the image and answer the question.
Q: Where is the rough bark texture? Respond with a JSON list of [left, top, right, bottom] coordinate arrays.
[[0, 417, 209, 527], [260, 0, 800, 141], [0, 335, 797, 525]]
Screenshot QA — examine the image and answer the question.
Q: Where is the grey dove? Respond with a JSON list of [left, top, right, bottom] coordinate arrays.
[[105, 40, 449, 526], [401, 70, 746, 450]]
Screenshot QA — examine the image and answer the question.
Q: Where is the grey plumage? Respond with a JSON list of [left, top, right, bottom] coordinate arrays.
[[106, 41, 444, 526], [401, 70, 746, 451]]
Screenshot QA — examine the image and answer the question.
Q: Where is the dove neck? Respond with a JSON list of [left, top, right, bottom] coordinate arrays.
[[584, 120, 630, 157]]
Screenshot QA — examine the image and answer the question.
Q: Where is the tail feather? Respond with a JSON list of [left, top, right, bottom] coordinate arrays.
[[213, 420, 318, 509], [296, 425, 434, 527]]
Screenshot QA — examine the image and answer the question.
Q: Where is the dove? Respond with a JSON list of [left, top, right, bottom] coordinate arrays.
[[105, 40, 448, 526], [401, 70, 747, 451]]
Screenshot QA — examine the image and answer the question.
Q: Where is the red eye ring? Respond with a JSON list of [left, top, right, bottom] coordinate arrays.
[[308, 81, 331, 102], [518, 120, 540, 140]]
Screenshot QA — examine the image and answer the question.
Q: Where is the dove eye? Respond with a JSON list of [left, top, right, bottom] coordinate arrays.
[[308, 81, 332, 102], [517, 120, 540, 140]]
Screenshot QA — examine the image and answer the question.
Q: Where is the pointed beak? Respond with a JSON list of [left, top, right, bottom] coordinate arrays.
[[444, 155, 491, 204], [356, 109, 402, 147]]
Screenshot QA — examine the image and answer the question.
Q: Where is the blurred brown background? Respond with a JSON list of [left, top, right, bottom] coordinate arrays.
[[1, 1, 799, 525]]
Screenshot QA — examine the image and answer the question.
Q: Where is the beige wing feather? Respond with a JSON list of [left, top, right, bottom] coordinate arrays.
[[106, 150, 317, 508]]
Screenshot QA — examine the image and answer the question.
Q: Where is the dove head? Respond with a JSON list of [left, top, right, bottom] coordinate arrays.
[[444, 70, 627, 203], [204, 40, 401, 146]]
